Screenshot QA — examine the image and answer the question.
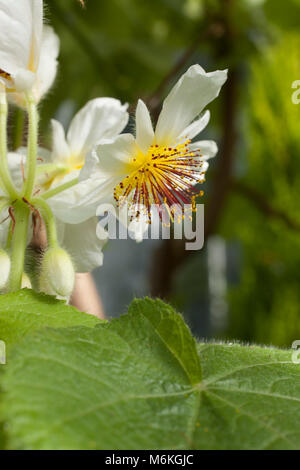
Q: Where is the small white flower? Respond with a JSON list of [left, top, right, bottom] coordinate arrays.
[[0, 0, 59, 104], [4, 150, 109, 273], [79, 65, 228, 234], [4, 96, 128, 273], [47, 98, 129, 224]]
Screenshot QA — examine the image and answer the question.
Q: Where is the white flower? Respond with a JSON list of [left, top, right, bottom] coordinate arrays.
[[3, 97, 128, 273], [0, 0, 59, 104], [4, 149, 109, 273], [79, 65, 228, 231], [47, 98, 129, 224]]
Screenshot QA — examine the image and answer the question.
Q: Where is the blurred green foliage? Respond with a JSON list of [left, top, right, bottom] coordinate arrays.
[[224, 33, 300, 347], [33, 0, 300, 347]]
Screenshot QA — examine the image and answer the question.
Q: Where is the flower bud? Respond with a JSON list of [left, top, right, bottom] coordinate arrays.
[[0, 250, 11, 289], [21, 273, 32, 289], [40, 248, 75, 297]]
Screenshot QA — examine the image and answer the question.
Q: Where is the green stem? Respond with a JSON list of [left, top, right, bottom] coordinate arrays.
[[9, 201, 30, 292], [0, 93, 18, 198], [41, 177, 79, 200], [24, 94, 39, 199], [33, 198, 58, 248], [5, 221, 13, 250], [12, 107, 25, 151], [36, 163, 67, 176]]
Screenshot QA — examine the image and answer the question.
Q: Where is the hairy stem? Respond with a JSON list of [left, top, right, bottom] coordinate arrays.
[[33, 198, 58, 248], [9, 200, 30, 291], [41, 177, 79, 200], [24, 94, 39, 199], [36, 163, 67, 176], [12, 107, 25, 151]]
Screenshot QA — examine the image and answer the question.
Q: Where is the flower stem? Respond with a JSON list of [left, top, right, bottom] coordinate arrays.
[[24, 94, 39, 199], [33, 198, 58, 248], [36, 163, 67, 176], [9, 200, 30, 292], [0, 92, 18, 198], [12, 107, 25, 151], [41, 177, 79, 200]]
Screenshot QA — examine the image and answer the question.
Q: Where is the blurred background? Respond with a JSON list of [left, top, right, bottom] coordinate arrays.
[[13, 0, 300, 347]]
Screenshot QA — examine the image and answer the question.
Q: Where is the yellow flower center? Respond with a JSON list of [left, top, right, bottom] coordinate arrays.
[[114, 139, 206, 222], [42, 155, 84, 191]]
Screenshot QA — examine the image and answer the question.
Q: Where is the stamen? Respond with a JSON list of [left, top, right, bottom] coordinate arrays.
[[0, 68, 11, 80], [114, 139, 206, 222]]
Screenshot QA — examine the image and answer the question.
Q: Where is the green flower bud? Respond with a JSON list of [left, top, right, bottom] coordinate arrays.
[[0, 250, 11, 289], [40, 247, 75, 298]]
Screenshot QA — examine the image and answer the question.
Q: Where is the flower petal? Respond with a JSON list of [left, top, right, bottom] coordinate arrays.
[[30, 0, 43, 71], [0, 208, 9, 248], [92, 133, 137, 176], [51, 119, 70, 163], [7, 151, 25, 191], [48, 176, 97, 224], [178, 110, 210, 141], [190, 140, 218, 160], [57, 217, 108, 273], [135, 99, 154, 153], [155, 65, 227, 145], [34, 26, 60, 102], [11, 70, 36, 92], [67, 98, 129, 157], [0, 0, 43, 90], [72, 135, 139, 223]]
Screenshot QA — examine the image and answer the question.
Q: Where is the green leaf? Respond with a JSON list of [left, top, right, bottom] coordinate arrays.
[[1, 298, 300, 450], [0, 289, 101, 350], [127, 298, 202, 384]]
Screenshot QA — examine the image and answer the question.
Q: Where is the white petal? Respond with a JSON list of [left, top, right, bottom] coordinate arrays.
[[190, 140, 218, 160], [178, 110, 210, 141], [135, 99, 154, 153], [79, 150, 99, 182], [6, 148, 50, 193], [93, 133, 137, 176], [0, 212, 9, 247], [51, 119, 70, 163], [30, 0, 43, 70], [58, 218, 108, 273], [12, 69, 36, 92], [49, 177, 102, 224], [7, 152, 25, 191], [52, 134, 137, 225], [155, 65, 227, 145], [0, 0, 43, 90], [67, 98, 129, 157], [127, 214, 150, 242], [33, 26, 60, 102]]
